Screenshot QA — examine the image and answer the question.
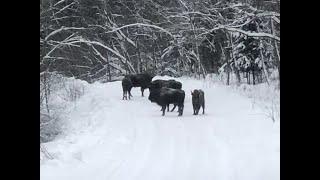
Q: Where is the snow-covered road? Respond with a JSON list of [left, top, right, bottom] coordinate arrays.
[[40, 76, 280, 180]]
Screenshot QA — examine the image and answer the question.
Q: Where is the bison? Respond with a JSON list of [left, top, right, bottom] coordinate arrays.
[[122, 76, 133, 100], [149, 79, 182, 112], [124, 73, 154, 97], [148, 87, 185, 116], [191, 89, 205, 115], [149, 79, 182, 90]]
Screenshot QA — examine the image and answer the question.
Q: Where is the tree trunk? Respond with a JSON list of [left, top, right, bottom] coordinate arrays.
[[226, 67, 230, 85], [177, 57, 180, 74], [200, 63, 206, 79], [252, 68, 256, 85], [152, 34, 157, 70], [137, 39, 141, 73], [125, 55, 128, 75], [189, 14, 203, 79], [106, 52, 111, 82], [228, 32, 240, 85], [260, 40, 270, 85], [219, 43, 230, 85], [271, 17, 280, 81], [43, 71, 50, 115]]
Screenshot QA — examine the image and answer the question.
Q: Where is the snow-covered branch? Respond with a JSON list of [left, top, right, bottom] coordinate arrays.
[[116, 30, 137, 48], [52, 16, 80, 21], [70, 38, 134, 73], [91, 45, 127, 74], [182, 11, 218, 18], [224, 26, 280, 42], [76, 39, 127, 61], [53, 0, 67, 7], [257, 12, 280, 18], [178, 0, 189, 11], [272, 16, 280, 24], [43, 33, 80, 59], [53, 2, 76, 16], [168, 15, 190, 20], [44, 27, 86, 41], [107, 23, 174, 38], [201, 26, 280, 42]]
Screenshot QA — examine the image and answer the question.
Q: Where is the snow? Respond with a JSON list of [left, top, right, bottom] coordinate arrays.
[[40, 76, 280, 180]]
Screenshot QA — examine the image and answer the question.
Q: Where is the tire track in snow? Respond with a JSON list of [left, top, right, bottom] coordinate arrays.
[[164, 118, 192, 180], [181, 117, 217, 179], [106, 97, 158, 180], [132, 117, 177, 180]]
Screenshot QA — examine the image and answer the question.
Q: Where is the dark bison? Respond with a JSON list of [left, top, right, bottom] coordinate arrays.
[[191, 89, 205, 115], [149, 79, 182, 90], [124, 73, 154, 97], [121, 76, 133, 100], [149, 79, 182, 112], [148, 87, 185, 116]]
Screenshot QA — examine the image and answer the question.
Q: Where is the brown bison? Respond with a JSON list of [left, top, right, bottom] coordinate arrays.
[[191, 89, 205, 115], [148, 87, 185, 116], [149, 79, 183, 112], [124, 73, 154, 97], [121, 76, 133, 100]]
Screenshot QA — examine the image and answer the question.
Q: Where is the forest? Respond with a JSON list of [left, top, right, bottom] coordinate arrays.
[[40, 0, 279, 84]]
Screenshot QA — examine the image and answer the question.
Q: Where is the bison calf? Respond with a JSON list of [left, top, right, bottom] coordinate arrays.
[[148, 87, 185, 116], [191, 89, 205, 115], [122, 76, 133, 100]]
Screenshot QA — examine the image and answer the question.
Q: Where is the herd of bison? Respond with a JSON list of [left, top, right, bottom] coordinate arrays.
[[122, 73, 205, 116]]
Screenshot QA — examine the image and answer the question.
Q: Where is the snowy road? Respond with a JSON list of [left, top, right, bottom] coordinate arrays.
[[40, 76, 280, 180]]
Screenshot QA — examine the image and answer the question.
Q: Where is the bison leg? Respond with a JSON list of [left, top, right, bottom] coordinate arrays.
[[202, 104, 205, 114], [167, 104, 170, 112], [141, 87, 144, 97], [160, 106, 166, 111], [178, 104, 184, 116], [181, 105, 184, 116], [170, 104, 177, 112], [123, 90, 126, 100], [195, 108, 199, 115], [182, 105, 184, 116], [162, 105, 166, 116], [193, 105, 196, 115]]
